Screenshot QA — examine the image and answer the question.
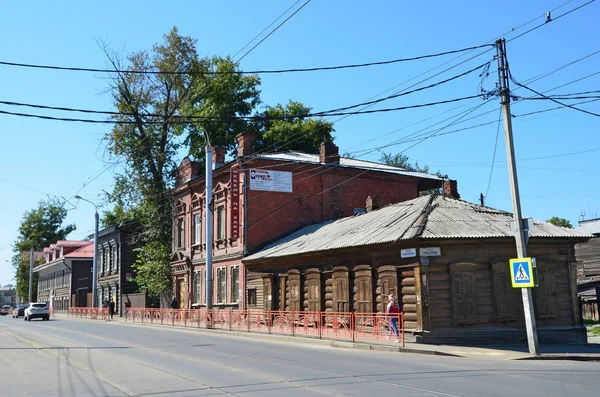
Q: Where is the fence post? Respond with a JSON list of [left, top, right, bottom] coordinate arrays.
[[401, 312, 405, 347], [291, 311, 295, 337], [318, 311, 322, 340], [352, 312, 356, 343]]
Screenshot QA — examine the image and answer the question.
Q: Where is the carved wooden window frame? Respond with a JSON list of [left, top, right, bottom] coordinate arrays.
[[491, 261, 520, 322], [332, 267, 350, 313]]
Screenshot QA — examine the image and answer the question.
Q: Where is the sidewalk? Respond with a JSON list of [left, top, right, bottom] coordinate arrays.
[[55, 313, 600, 361]]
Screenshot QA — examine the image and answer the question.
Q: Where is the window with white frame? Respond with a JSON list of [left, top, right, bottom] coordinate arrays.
[[194, 271, 202, 304], [177, 218, 185, 248], [194, 213, 202, 245], [217, 268, 226, 303], [216, 206, 225, 240], [112, 244, 118, 272], [231, 267, 239, 303]]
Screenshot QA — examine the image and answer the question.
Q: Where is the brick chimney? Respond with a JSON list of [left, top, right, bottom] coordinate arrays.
[[237, 132, 255, 158], [366, 195, 380, 212], [442, 179, 460, 199], [320, 141, 340, 164], [176, 158, 201, 186], [212, 147, 226, 169]]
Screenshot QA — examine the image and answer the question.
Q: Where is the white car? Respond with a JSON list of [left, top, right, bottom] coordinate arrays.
[[24, 303, 50, 321]]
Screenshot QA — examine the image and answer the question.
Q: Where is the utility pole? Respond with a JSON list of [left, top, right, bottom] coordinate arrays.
[[28, 247, 34, 302], [496, 38, 539, 355], [480, 193, 485, 207], [205, 145, 214, 312]]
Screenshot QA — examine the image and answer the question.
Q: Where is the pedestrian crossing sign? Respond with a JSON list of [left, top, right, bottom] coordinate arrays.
[[509, 258, 535, 288]]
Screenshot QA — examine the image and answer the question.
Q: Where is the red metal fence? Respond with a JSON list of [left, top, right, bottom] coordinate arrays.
[[68, 307, 405, 346]]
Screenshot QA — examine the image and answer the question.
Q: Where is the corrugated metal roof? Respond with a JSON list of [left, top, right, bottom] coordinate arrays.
[[255, 152, 442, 181], [245, 195, 591, 261], [577, 219, 600, 236]]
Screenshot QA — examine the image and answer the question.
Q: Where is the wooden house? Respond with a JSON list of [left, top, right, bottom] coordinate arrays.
[[244, 194, 590, 345]]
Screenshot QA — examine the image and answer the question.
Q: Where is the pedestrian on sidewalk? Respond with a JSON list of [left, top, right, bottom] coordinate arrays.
[[170, 296, 178, 309], [108, 298, 115, 320], [124, 295, 131, 318], [386, 294, 400, 343]]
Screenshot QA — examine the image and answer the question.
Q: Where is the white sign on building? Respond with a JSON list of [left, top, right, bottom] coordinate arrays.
[[249, 169, 293, 193], [419, 247, 442, 257]]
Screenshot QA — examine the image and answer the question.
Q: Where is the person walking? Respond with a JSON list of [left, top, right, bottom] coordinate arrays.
[[386, 294, 400, 343], [170, 296, 178, 309], [124, 295, 132, 318], [108, 298, 115, 321]]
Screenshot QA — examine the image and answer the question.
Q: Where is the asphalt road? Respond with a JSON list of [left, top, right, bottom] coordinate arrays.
[[1, 315, 599, 397]]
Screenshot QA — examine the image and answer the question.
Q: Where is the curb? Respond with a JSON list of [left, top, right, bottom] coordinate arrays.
[[515, 354, 600, 362]]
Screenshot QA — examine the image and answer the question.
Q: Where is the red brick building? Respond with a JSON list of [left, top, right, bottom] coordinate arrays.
[[170, 133, 453, 309]]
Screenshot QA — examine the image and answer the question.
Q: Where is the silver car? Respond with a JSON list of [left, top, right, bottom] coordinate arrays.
[[24, 303, 50, 321]]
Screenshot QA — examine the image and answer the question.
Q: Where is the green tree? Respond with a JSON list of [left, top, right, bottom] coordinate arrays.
[[103, 27, 262, 298], [12, 199, 75, 301], [253, 101, 334, 154], [186, 55, 261, 158], [546, 216, 573, 228], [378, 152, 443, 176]]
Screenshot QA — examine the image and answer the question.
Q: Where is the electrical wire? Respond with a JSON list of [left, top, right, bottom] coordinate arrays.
[[484, 107, 503, 199], [0, 94, 485, 123], [313, 61, 491, 116], [509, 72, 600, 117], [0, 45, 495, 76], [507, 0, 597, 43], [232, 0, 303, 60], [236, 0, 312, 62]]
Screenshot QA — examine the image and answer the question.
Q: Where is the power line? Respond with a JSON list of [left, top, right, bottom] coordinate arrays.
[[507, 0, 597, 43], [232, 0, 303, 60], [509, 72, 600, 117], [0, 94, 485, 124], [484, 107, 503, 199], [236, 0, 312, 62], [0, 45, 494, 76], [313, 61, 491, 116]]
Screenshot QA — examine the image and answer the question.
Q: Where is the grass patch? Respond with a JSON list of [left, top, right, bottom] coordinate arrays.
[[584, 319, 599, 326], [589, 326, 600, 337]]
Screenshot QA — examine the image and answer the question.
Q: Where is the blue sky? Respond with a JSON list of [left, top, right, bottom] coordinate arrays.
[[1, 1, 598, 286]]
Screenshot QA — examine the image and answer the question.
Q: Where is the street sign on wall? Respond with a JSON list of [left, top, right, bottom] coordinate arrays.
[[419, 247, 441, 257], [509, 257, 535, 288], [249, 169, 293, 193]]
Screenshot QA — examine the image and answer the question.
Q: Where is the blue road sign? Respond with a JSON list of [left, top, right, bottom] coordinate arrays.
[[509, 258, 535, 288]]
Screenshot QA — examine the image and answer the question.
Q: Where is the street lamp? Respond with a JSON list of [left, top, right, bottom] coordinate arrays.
[[74, 195, 99, 308]]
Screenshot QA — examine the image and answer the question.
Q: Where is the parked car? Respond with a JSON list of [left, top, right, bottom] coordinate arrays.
[[12, 304, 28, 318], [0, 305, 11, 315], [24, 303, 49, 321]]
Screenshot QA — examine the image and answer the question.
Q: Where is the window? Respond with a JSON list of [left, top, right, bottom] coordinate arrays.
[[217, 206, 225, 240], [177, 218, 185, 248], [194, 271, 202, 304], [194, 214, 202, 245], [231, 267, 239, 303], [217, 268, 226, 303], [247, 289, 257, 306], [112, 244, 118, 272]]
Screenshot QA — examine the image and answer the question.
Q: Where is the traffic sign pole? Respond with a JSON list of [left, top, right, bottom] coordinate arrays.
[[496, 39, 539, 355]]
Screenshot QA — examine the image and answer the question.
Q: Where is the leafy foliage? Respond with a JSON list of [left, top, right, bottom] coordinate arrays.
[[12, 199, 75, 301], [378, 152, 443, 176], [546, 216, 573, 228], [253, 101, 334, 154], [102, 27, 337, 298]]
